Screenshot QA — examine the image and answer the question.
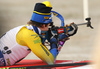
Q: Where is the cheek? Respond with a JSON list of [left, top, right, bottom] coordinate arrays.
[[44, 24, 50, 31], [47, 28, 49, 30], [46, 27, 49, 30], [45, 26, 49, 31]]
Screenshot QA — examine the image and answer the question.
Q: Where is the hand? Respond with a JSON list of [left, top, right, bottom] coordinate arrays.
[[58, 33, 69, 42], [50, 38, 57, 44], [67, 22, 78, 36]]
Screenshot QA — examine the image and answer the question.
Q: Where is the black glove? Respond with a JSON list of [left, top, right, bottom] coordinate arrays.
[[67, 23, 78, 36]]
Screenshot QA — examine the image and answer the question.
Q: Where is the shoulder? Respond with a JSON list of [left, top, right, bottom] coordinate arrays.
[[16, 25, 41, 45], [19, 25, 40, 40]]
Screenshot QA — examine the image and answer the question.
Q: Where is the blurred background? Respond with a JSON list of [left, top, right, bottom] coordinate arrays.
[[0, 0, 100, 60]]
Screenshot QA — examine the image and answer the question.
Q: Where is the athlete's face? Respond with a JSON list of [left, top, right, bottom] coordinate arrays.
[[39, 23, 50, 31], [43, 23, 50, 31]]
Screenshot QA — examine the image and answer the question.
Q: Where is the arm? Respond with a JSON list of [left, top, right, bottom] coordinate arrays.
[[20, 27, 55, 64]]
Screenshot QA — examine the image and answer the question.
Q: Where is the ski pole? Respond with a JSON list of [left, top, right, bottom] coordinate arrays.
[[77, 17, 94, 29]]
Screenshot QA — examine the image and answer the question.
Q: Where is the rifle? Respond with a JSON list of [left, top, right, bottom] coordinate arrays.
[[41, 11, 94, 46]]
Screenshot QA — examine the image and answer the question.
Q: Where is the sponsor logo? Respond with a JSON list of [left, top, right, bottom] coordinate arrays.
[[41, 33, 46, 38], [59, 41, 64, 46], [44, 17, 49, 19], [31, 34, 38, 38], [33, 39, 41, 44], [58, 45, 62, 52], [6, 58, 11, 66], [57, 28, 64, 34]]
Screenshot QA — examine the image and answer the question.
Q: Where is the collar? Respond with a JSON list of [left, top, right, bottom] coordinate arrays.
[[37, 27, 41, 34], [25, 25, 41, 34]]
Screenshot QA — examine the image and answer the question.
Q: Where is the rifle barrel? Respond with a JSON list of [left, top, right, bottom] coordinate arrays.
[[77, 23, 87, 26]]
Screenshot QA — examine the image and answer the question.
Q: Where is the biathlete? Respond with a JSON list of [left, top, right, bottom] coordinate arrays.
[[0, 1, 78, 66]]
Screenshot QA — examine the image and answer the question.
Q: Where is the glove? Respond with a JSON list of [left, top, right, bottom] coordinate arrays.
[[58, 33, 69, 41], [57, 33, 69, 52], [67, 23, 78, 36]]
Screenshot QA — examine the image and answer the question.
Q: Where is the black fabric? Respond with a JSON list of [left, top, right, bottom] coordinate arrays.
[[34, 3, 52, 13]]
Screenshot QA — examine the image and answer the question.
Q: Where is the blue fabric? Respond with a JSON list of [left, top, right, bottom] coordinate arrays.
[[67, 26, 73, 32], [32, 26, 39, 34], [0, 50, 6, 66], [50, 43, 57, 49], [50, 38, 57, 43], [31, 13, 52, 24], [50, 48, 57, 59], [39, 31, 48, 44], [59, 33, 68, 40], [50, 38, 58, 59], [50, 38, 57, 49]]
